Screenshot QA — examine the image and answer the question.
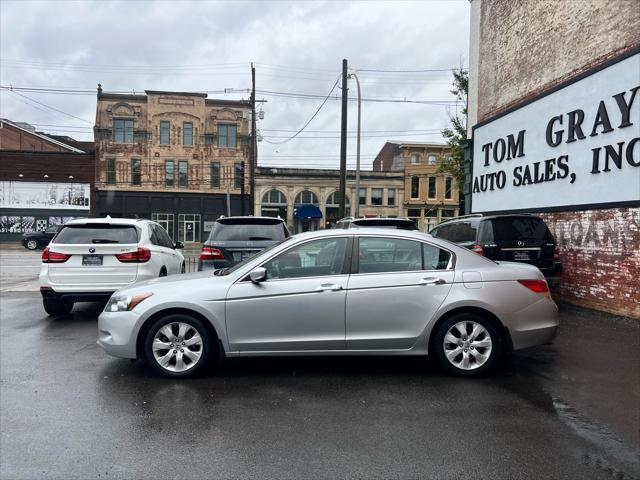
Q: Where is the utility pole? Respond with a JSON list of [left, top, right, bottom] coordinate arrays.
[[240, 161, 246, 215], [250, 63, 257, 215], [338, 59, 348, 219]]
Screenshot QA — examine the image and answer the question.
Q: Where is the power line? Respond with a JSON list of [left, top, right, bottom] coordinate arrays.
[[261, 76, 341, 145], [3, 89, 93, 124]]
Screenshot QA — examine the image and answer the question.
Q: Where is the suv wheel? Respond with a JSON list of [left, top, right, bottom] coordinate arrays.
[[433, 313, 502, 377], [43, 298, 74, 316], [26, 240, 38, 250], [144, 314, 212, 378]]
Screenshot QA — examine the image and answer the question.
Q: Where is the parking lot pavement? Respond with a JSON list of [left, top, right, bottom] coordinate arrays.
[[0, 245, 41, 292], [0, 293, 638, 480]]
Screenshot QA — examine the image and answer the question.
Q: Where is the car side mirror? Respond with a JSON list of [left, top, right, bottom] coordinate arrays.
[[174, 241, 184, 249], [249, 267, 267, 283]]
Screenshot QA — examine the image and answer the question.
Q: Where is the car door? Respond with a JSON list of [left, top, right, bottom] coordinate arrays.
[[345, 236, 455, 350], [148, 224, 174, 274], [225, 236, 351, 352], [155, 224, 181, 274]]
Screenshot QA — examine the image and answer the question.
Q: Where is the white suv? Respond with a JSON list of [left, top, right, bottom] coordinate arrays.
[[39, 218, 185, 315]]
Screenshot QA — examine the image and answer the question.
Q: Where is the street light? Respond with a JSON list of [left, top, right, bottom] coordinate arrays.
[[348, 70, 362, 218]]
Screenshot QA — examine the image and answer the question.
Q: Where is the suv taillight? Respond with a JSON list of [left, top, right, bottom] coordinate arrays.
[[116, 247, 151, 263], [518, 279, 550, 295], [42, 247, 71, 263], [471, 244, 485, 256], [200, 247, 225, 260]]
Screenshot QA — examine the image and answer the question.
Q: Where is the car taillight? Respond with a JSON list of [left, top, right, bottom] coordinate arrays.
[[42, 247, 71, 263], [200, 247, 224, 260], [471, 244, 485, 256], [518, 279, 550, 295], [116, 247, 151, 263]]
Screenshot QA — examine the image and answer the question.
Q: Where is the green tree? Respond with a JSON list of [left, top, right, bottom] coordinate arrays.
[[438, 68, 468, 187]]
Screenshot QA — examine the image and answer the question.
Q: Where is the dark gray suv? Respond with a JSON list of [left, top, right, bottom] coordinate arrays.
[[429, 214, 562, 287], [198, 217, 290, 272]]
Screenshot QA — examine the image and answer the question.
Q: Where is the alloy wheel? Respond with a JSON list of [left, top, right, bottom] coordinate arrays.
[[442, 320, 493, 371], [151, 322, 203, 373], [27, 240, 37, 250]]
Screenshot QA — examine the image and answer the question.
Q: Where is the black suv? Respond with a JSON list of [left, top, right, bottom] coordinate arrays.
[[22, 225, 62, 250], [429, 214, 562, 287], [336, 217, 418, 230], [198, 216, 290, 271]]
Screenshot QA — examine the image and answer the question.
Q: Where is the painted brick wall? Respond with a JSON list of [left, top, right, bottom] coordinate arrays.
[[540, 208, 640, 318]]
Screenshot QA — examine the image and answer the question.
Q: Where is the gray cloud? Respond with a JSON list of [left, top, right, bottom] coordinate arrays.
[[0, 0, 469, 168]]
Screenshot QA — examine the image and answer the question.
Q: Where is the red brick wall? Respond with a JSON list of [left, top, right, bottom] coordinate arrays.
[[540, 208, 640, 319]]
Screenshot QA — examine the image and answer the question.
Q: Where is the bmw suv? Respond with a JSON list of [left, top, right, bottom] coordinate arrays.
[[429, 214, 562, 287], [39, 218, 185, 315]]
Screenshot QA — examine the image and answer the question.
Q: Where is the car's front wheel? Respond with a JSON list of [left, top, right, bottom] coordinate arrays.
[[433, 313, 502, 377], [26, 240, 38, 250], [43, 298, 74, 316], [144, 314, 212, 378]]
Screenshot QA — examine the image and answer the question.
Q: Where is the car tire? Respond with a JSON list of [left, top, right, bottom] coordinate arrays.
[[433, 313, 502, 377], [26, 240, 38, 250], [159, 268, 167, 277], [181, 263, 186, 274], [144, 314, 212, 378], [43, 298, 74, 316]]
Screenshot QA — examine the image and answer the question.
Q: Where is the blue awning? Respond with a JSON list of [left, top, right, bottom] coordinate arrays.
[[294, 204, 322, 219]]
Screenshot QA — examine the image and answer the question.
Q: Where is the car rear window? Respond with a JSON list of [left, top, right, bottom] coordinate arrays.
[[490, 217, 552, 242], [209, 220, 287, 242], [54, 224, 139, 244]]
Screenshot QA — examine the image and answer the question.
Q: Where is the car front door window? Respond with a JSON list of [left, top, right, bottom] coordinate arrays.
[[263, 237, 348, 279]]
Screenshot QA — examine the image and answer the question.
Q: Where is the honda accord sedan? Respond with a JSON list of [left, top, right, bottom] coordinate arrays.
[[97, 229, 559, 378]]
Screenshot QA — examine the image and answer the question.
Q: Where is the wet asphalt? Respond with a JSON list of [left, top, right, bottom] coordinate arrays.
[[0, 292, 638, 480]]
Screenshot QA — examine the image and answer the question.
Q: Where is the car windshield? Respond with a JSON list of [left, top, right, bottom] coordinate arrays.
[[491, 217, 551, 242], [209, 220, 286, 242], [215, 237, 293, 276], [54, 224, 139, 244]]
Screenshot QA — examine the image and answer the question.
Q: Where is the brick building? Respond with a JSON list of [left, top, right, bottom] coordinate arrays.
[[94, 88, 253, 243], [373, 141, 459, 231], [0, 119, 95, 241], [255, 166, 404, 233], [465, 0, 640, 317]]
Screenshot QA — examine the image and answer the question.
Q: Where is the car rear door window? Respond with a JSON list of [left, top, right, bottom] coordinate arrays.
[[54, 225, 139, 244], [263, 238, 349, 279], [423, 243, 452, 270], [358, 237, 423, 273]]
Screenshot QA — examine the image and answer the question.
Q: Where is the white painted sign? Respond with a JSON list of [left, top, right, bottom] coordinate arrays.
[[0, 181, 90, 210], [472, 53, 640, 213]]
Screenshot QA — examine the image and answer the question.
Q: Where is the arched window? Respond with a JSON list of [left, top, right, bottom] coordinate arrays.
[[326, 191, 350, 207], [294, 190, 319, 205], [262, 189, 287, 205]]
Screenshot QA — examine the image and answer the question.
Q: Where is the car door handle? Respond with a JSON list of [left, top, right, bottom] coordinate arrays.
[[315, 283, 343, 292], [418, 277, 446, 286]]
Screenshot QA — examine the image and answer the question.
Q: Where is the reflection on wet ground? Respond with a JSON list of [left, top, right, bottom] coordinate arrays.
[[1, 293, 638, 479]]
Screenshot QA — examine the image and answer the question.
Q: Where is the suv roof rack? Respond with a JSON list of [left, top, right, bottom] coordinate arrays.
[[438, 213, 483, 224]]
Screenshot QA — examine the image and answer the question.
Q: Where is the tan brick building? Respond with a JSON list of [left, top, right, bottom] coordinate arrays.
[[94, 88, 252, 242], [373, 141, 459, 231], [255, 166, 404, 233]]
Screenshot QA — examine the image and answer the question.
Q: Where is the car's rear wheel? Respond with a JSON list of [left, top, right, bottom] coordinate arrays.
[[26, 240, 38, 250], [144, 314, 212, 378], [43, 298, 74, 316], [181, 262, 186, 274], [434, 313, 502, 377]]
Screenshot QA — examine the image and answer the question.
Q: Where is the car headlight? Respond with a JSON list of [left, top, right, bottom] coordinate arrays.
[[105, 292, 153, 312]]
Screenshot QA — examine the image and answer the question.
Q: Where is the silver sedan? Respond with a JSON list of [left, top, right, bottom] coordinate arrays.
[[97, 229, 559, 378]]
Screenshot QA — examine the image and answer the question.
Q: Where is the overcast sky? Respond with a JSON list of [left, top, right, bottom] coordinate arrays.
[[0, 0, 470, 169]]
